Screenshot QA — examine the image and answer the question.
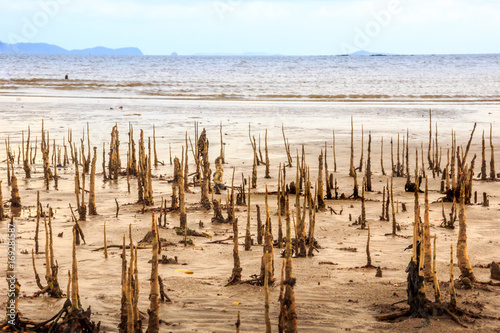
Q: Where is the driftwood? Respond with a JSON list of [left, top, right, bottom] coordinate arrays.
[[92, 245, 153, 251], [2, 299, 100, 332]]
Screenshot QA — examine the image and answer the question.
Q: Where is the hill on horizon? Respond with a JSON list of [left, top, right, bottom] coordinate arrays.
[[0, 41, 143, 56]]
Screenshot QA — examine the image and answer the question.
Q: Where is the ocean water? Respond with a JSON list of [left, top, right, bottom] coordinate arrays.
[[0, 54, 499, 102]]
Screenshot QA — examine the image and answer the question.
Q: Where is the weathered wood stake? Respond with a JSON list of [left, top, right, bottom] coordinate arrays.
[[147, 213, 160, 332], [433, 235, 441, 303], [481, 130, 487, 180], [349, 117, 354, 177], [199, 129, 211, 209], [358, 125, 364, 172], [366, 132, 372, 191], [264, 251, 272, 333], [89, 147, 97, 215], [227, 218, 242, 285], [282, 124, 292, 167], [71, 228, 80, 311], [245, 175, 252, 251], [423, 177, 432, 281], [450, 243, 457, 308], [457, 180, 476, 282], [333, 129, 337, 172], [179, 152, 187, 229], [10, 171, 21, 208], [265, 129, 271, 179], [153, 125, 158, 167], [390, 177, 397, 235], [317, 150, 325, 210], [490, 123, 496, 180], [0, 182, 5, 221], [380, 137, 386, 176]]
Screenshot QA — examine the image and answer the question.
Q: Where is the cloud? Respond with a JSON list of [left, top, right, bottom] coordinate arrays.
[[68, 0, 208, 20], [1, 0, 499, 54], [231, 1, 292, 21], [395, 0, 500, 23]]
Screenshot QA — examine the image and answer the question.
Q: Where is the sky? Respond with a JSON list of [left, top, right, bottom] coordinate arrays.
[[1, 0, 499, 55]]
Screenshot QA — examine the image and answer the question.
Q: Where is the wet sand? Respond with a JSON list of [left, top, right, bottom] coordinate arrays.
[[1, 96, 499, 332]]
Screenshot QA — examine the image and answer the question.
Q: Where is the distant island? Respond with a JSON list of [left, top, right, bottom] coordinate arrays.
[[0, 41, 143, 55], [0, 44, 395, 57], [340, 50, 392, 56], [192, 50, 391, 56], [193, 52, 282, 56]]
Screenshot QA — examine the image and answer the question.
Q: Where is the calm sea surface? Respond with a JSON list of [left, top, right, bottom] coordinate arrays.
[[1, 54, 499, 102]]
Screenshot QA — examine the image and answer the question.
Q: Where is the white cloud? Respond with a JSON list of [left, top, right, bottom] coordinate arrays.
[[395, 0, 500, 23], [311, 2, 370, 19], [1, 0, 499, 54], [235, 1, 292, 20], [68, 0, 208, 20]]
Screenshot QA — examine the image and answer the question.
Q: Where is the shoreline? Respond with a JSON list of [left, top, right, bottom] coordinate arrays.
[[2, 92, 500, 104]]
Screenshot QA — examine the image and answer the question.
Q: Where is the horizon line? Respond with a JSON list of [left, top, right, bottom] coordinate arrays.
[[1, 41, 499, 57]]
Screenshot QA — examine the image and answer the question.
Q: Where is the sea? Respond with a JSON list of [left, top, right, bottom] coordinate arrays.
[[0, 53, 499, 151], [1, 54, 499, 102]]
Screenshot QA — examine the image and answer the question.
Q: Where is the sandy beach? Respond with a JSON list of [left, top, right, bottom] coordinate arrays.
[[1, 96, 500, 332]]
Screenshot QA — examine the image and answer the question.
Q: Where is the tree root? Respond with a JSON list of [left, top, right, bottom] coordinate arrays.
[[240, 275, 264, 286], [159, 276, 172, 303], [2, 299, 100, 332], [376, 309, 410, 321], [174, 227, 211, 237], [30, 286, 50, 298], [384, 233, 410, 239], [443, 307, 468, 328], [376, 300, 486, 328], [206, 236, 233, 244]]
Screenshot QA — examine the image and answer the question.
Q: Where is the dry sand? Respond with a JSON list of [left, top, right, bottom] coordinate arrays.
[[0, 96, 499, 332]]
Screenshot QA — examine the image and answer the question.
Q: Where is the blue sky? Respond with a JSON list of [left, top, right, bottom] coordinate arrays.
[[1, 0, 499, 55]]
